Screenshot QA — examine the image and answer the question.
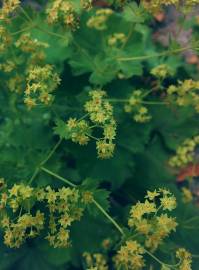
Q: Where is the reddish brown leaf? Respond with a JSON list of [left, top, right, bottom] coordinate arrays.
[[177, 164, 199, 182]]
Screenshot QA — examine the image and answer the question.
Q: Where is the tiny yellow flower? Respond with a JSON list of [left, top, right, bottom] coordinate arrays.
[[145, 189, 160, 200], [160, 195, 177, 211]]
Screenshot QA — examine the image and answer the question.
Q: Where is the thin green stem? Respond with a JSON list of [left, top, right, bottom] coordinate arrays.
[[77, 113, 90, 122], [40, 138, 63, 166], [144, 250, 165, 266], [117, 46, 196, 62], [144, 249, 180, 269], [28, 167, 40, 185], [183, 216, 199, 224], [18, 207, 23, 219], [36, 25, 68, 40], [28, 138, 63, 184], [92, 198, 125, 236], [121, 24, 134, 50], [89, 125, 99, 129], [41, 167, 77, 188], [11, 24, 36, 36], [129, 232, 141, 239], [142, 101, 167, 105], [87, 134, 100, 141], [142, 89, 154, 98], [16, 7, 68, 40], [107, 98, 167, 106], [154, 205, 163, 217], [108, 98, 127, 103], [18, 6, 33, 23], [192, 254, 199, 258]]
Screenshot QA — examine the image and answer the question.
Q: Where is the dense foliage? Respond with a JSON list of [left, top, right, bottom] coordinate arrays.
[[0, 0, 199, 269]]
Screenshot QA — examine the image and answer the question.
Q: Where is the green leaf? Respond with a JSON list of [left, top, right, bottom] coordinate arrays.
[[54, 119, 70, 139], [38, 241, 71, 267], [81, 177, 99, 190], [30, 16, 72, 64], [122, 2, 147, 23], [118, 121, 152, 153], [70, 213, 113, 264], [150, 106, 199, 150]]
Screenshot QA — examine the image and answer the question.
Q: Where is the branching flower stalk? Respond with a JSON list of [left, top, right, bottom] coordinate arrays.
[[117, 46, 199, 62], [21, 138, 188, 269], [28, 138, 63, 185], [39, 165, 184, 270], [12, 7, 199, 70]]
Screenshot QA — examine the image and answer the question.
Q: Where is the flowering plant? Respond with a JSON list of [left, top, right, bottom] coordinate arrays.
[[0, 0, 199, 269]]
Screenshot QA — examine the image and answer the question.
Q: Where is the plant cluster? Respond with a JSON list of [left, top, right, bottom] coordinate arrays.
[[142, 0, 198, 13], [0, 0, 199, 269], [0, 181, 83, 248], [169, 136, 199, 168]]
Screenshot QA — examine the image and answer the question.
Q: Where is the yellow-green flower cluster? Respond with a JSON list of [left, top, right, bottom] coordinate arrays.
[[0, 0, 20, 21], [67, 118, 91, 145], [87, 9, 113, 31], [0, 60, 16, 73], [0, 182, 83, 248], [44, 186, 83, 248], [85, 90, 116, 159], [15, 33, 48, 61], [1, 32, 53, 98], [114, 240, 145, 270], [128, 189, 177, 251], [7, 75, 24, 93], [81, 191, 94, 204], [3, 211, 44, 248], [181, 187, 193, 203], [167, 80, 199, 113], [124, 90, 151, 123], [141, 0, 197, 14], [2, 33, 49, 95], [0, 25, 12, 52], [96, 139, 115, 159], [84, 91, 113, 124], [108, 33, 126, 47], [80, 0, 92, 11], [151, 64, 173, 79], [46, 0, 79, 29], [0, 183, 44, 247], [83, 252, 108, 270], [176, 248, 192, 270], [25, 64, 61, 109], [141, 0, 176, 13], [169, 136, 199, 168], [142, 0, 179, 13], [66, 90, 116, 159]]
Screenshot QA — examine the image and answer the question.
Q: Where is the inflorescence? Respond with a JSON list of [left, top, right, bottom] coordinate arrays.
[[66, 89, 116, 159], [124, 90, 152, 123], [169, 135, 199, 168], [0, 181, 83, 248]]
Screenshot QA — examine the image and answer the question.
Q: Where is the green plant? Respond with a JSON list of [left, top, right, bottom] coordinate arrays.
[[0, 0, 199, 269]]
